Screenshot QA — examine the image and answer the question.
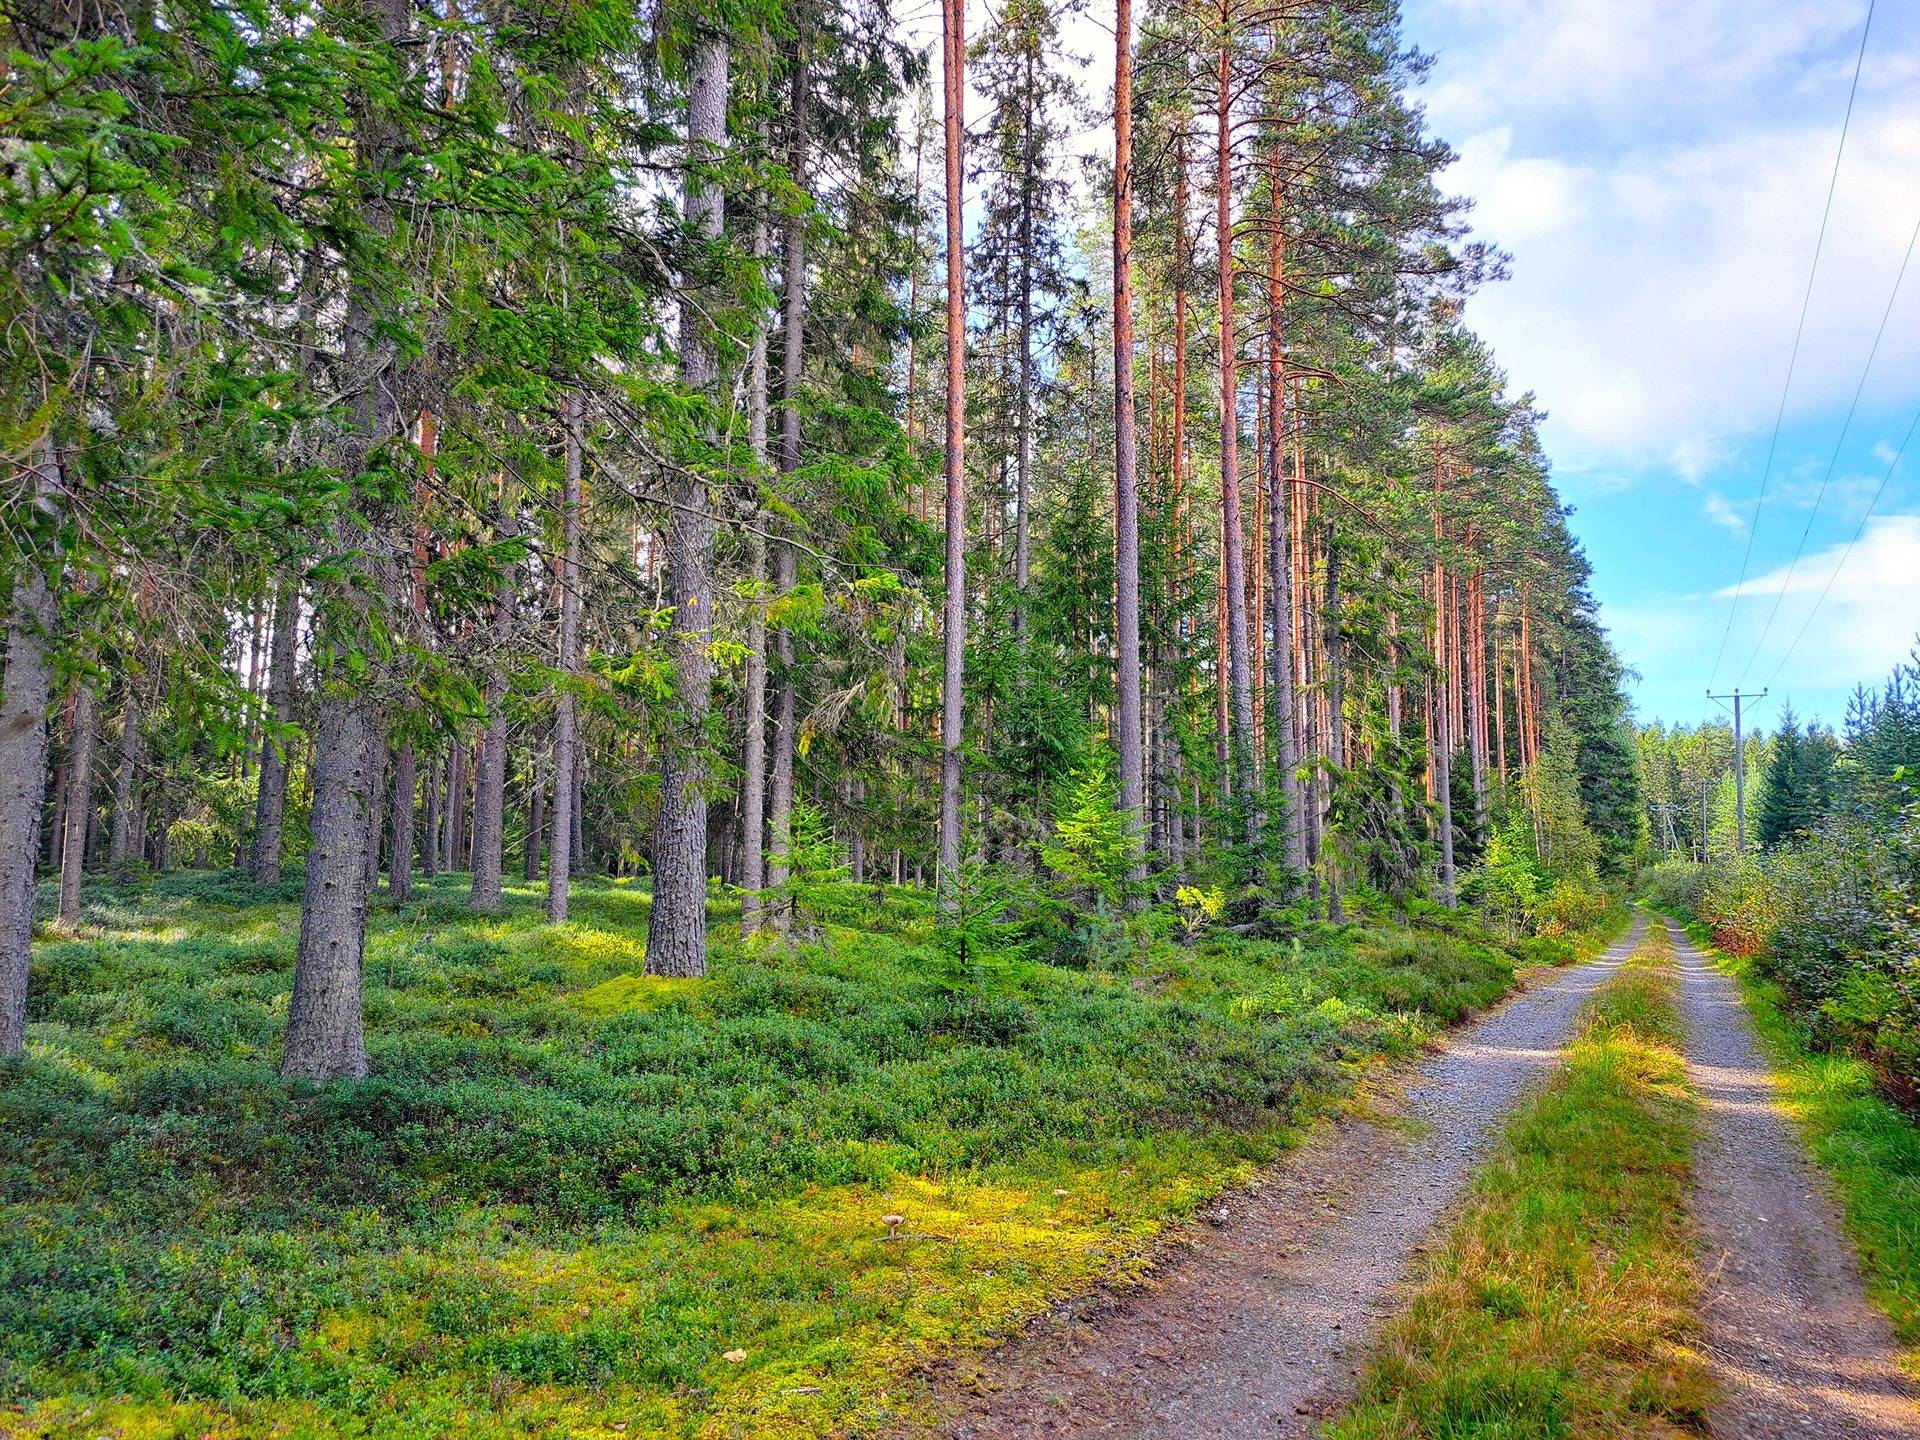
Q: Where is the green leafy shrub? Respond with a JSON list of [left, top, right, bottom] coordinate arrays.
[[1639, 858, 1706, 916]]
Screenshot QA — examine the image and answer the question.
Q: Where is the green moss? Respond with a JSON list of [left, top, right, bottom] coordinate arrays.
[[2, 871, 1566, 1437]]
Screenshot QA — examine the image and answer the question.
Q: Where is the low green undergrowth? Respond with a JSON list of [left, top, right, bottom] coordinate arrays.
[[4, 872, 1549, 1437], [1673, 916, 1920, 1377], [1328, 920, 1710, 1439]]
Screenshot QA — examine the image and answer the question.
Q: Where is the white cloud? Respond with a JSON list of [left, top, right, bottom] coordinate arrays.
[[1703, 492, 1747, 532], [1716, 513, 1920, 687], [1404, 0, 1920, 479]]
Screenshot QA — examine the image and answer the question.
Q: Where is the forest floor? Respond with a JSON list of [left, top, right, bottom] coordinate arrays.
[[1, 869, 1594, 1439]]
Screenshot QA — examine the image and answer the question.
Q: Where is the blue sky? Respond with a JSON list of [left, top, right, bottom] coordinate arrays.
[[1397, 0, 1920, 730]]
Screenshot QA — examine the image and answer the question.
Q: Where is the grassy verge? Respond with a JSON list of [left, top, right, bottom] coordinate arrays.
[[1327, 919, 1710, 1439], [1663, 911, 1920, 1377], [3, 871, 1583, 1439]]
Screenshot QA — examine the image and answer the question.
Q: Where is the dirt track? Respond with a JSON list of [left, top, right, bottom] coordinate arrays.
[[1671, 918, 1920, 1439], [928, 916, 1646, 1439]]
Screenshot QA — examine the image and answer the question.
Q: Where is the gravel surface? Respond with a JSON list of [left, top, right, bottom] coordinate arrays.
[[927, 917, 1646, 1440], [1671, 918, 1920, 1439]]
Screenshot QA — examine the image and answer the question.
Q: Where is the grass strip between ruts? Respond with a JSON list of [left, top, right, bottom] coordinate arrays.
[[1326, 918, 1710, 1439]]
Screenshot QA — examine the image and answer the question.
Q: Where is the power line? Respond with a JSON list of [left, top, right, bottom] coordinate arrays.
[[1707, 0, 1876, 686], [1738, 213, 1920, 684], [1763, 404, 1920, 691]]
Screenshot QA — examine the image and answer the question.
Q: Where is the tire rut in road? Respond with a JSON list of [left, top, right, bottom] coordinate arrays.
[[929, 915, 1648, 1440], [1669, 917, 1920, 1439]]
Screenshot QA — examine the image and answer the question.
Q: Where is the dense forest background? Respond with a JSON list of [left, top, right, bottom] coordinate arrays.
[[1, 0, 1641, 1074], [1642, 649, 1920, 1103]]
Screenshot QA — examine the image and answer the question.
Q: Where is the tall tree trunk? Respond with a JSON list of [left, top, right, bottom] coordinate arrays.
[[548, 396, 584, 923], [284, 696, 379, 1079], [284, 0, 412, 1082], [739, 198, 772, 935], [1214, 32, 1256, 834], [442, 739, 465, 872], [0, 434, 63, 1053], [1265, 178, 1303, 874], [936, 0, 968, 906], [389, 745, 415, 902], [1111, 0, 1145, 883], [570, 741, 585, 874], [1493, 603, 1508, 785], [109, 682, 143, 877], [363, 743, 388, 897], [1013, 46, 1035, 627], [646, 27, 729, 976], [1322, 521, 1344, 920], [57, 683, 97, 926], [241, 595, 266, 778], [421, 756, 441, 879], [1431, 459, 1456, 907], [767, 50, 808, 940], [524, 741, 545, 882], [1158, 130, 1190, 872], [470, 509, 517, 911], [1467, 565, 1486, 839], [251, 575, 300, 883]]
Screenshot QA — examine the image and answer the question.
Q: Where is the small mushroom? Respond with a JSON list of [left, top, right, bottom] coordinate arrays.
[[723, 1348, 748, 1364], [881, 1213, 905, 1238]]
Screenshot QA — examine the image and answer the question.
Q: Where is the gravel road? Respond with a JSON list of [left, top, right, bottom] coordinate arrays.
[[929, 916, 1647, 1439], [1670, 917, 1920, 1439]]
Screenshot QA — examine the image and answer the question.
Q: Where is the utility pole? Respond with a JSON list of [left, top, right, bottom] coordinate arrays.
[[1708, 688, 1766, 855], [1652, 802, 1681, 858]]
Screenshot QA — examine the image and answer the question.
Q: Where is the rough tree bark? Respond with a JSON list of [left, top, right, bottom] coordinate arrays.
[[936, 0, 968, 906], [284, 696, 380, 1079], [0, 434, 64, 1055], [645, 26, 729, 976]]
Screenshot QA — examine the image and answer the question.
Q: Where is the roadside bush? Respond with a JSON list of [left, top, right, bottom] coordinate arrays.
[[1683, 807, 1920, 1102], [1534, 875, 1612, 937], [1697, 856, 1786, 957], [1639, 858, 1706, 916]]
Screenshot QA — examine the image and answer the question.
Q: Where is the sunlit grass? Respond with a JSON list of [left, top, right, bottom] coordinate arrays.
[[1327, 921, 1711, 1439]]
